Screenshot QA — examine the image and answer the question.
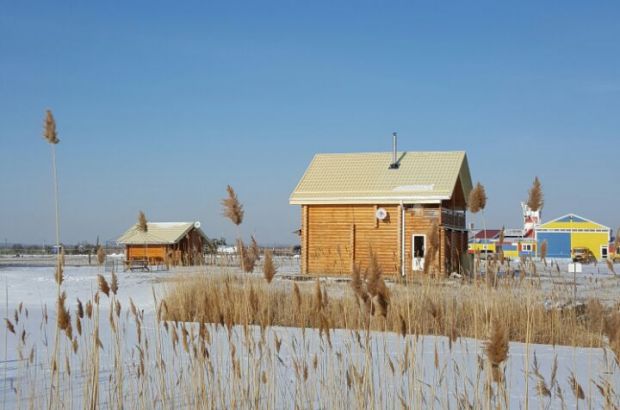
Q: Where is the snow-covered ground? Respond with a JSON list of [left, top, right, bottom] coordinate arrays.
[[1, 262, 619, 408]]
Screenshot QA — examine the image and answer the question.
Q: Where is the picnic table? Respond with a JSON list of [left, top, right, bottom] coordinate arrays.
[[124, 259, 150, 272]]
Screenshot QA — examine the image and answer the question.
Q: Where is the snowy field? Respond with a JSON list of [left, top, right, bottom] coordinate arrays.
[[1, 261, 619, 408]]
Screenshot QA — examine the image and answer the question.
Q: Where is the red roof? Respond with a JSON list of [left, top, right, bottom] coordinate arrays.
[[473, 229, 501, 240]]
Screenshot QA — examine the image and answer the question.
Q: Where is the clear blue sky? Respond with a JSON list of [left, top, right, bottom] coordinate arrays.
[[1, 1, 619, 246]]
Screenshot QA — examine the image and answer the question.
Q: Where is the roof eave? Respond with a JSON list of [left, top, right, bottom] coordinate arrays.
[[289, 195, 449, 205]]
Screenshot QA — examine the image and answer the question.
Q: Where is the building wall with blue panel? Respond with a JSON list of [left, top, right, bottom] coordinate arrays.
[[537, 232, 571, 258], [536, 214, 611, 259]]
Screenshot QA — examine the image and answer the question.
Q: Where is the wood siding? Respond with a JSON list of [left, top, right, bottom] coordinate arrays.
[[306, 205, 398, 275], [127, 245, 166, 261], [125, 227, 205, 266], [304, 203, 468, 276]]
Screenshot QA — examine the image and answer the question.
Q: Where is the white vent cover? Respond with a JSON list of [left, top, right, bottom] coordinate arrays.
[[194, 221, 201, 229], [375, 208, 388, 220]]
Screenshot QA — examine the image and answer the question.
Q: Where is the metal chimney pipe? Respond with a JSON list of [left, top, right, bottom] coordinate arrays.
[[389, 132, 399, 169]]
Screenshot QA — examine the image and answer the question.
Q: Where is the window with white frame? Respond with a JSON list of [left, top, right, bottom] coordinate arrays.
[[522, 243, 533, 252], [601, 246, 608, 259]]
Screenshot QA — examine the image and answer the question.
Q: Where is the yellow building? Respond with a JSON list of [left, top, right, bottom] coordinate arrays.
[[536, 214, 610, 259]]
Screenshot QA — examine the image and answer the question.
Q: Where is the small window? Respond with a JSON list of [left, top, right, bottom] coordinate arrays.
[[601, 246, 608, 259], [522, 244, 532, 252]]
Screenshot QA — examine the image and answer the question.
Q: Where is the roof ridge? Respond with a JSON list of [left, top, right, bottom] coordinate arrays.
[[313, 150, 465, 156]]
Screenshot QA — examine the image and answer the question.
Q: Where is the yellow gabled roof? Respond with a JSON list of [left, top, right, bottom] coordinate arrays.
[[289, 151, 472, 205], [537, 214, 610, 231], [117, 222, 206, 245]]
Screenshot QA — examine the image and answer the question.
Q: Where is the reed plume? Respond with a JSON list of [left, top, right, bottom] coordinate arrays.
[[350, 264, 370, 306], [4, 319, 15, 334], [262, 249, 276, 283], [366, 250, 390, 317], [498, 226, 505, 263], [138, 211, 148, 232], [222, 185, 244, 226], [468, 182, 487, 214], [485, 317, 509, 382], [568, 372, 585, 400], [57, 292, 71, 335], [237, 239, 256, 273], [527, 176, 544, 212], [54, 259, 63, 285], [250, 235, 260, 262], [96, 245, 106, 265], [540, 240, 548, 266], [98, 274, 110, 297], [76, 298, 84, 318], [43, 109, 59, 144], [110, 270, 119, 294]]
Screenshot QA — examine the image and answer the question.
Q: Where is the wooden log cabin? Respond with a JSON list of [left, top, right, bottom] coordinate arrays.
[[117, 222, 207, 269], [289, 150, 473, 276]]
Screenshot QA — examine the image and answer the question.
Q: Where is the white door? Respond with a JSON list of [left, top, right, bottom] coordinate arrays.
[[412, 234, 426, 271]]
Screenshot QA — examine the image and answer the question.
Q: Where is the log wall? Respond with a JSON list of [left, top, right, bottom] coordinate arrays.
[[127, 245, 166, 261], [303, 203, 468, 276]]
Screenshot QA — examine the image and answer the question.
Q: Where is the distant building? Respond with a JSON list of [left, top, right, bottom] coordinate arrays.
[[117, 222, 207, 268], [468, 229, 536, 259], [290, 150, 473, 276], [536, 214, 610, 259]]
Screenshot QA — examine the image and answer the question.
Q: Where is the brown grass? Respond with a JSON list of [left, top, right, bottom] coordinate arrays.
[[162, 273, 610, 347]]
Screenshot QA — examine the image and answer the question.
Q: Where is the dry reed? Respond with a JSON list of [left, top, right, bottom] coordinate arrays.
[[138, 211, 148, 232], [98, 275, 110, 297], [485, 318, 509, 382], [527, 176, 544, 212], [110, 270, 119, 295], [222, 185, 244, 226], [540, 240, 548, 266], [43, 109, 59, 144], [162, 273, 610, 347], [96, 245, 106, 265], [262, 249, 277, 283], [468, 182, 487, 213]]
